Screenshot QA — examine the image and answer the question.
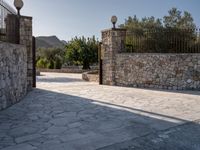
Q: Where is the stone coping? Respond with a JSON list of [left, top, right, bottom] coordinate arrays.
[[118, 52, 200, 55], [101, 28, 127, 32]]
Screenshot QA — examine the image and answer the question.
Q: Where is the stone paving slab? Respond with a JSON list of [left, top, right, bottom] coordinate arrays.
[[99, 120, 200, 150], [0, 72, 200, 150]]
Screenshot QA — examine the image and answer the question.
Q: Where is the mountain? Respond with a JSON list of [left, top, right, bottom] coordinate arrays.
[[61, 40, 67, 45], [36, 36, 65, 49]]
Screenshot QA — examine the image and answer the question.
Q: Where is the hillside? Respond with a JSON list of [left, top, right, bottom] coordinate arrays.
[[36, 36, 66, 49]]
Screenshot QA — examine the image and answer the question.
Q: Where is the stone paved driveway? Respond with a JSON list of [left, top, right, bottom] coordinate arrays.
[[0, 72, 200, 150]]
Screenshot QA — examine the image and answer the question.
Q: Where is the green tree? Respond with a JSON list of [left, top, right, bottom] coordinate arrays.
[[120, 15, 162, 29], [120, 15, 163, 52], [36, 58, 48, 69], [163, 8, 196, 52], [163, 8, 196, 29], [36, 48, 65, 69], [120, 8, 197, 53], [121, 8, 196, 30], [65, 37, 81, 66], [65, 36, 98, 69]]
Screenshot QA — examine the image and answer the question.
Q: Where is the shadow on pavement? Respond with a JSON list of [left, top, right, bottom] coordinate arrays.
[[0, 88, 199, 150]]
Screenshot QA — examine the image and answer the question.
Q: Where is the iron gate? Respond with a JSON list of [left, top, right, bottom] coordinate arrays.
[[98, 42, 103, 85]]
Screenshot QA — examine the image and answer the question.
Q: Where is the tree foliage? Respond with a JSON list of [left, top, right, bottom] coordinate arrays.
[[121, 8, 196, 30], [120, 8, 197, 53], [36, 36, 98, 70], [36, 48, 65, 69], [163, 8, 196, 29], [65, 36, 98, 69]]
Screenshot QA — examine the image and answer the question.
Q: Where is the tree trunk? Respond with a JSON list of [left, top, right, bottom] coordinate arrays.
[[82, 60, 90, 70]]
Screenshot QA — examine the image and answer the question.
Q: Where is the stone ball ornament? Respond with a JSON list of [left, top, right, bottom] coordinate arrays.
[[111, 16, 118, 29], [14, 0, 24, 15]]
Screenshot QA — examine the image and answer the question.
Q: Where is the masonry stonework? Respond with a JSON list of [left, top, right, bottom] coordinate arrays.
[[0, 42, 27, 110], [101, 28, 200, 90], [101, 29, 126, 85], [20, 16, 33, 90], [0, 15, 33, 110], [115, 53, 200, 90]]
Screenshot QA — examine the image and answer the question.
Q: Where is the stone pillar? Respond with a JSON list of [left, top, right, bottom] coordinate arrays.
[[19, 16, 33, 91], [101, 28, 126, 85]]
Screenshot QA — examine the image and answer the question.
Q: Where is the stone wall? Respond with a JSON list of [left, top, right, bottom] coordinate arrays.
[[5, 15, 33, 90], [101, 28, 200, 90], [38, 68, 90, 74], [115, 53, 200, 90], [82, 71, 99, 82], [0, 42, 27, 110]]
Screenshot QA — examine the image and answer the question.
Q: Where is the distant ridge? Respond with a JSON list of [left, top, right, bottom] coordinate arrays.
[[36, 36, 67, 49]]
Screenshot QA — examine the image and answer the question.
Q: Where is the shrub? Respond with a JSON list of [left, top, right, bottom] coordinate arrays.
[[47, 60, 55, 69], [36, 59, 48, 68]]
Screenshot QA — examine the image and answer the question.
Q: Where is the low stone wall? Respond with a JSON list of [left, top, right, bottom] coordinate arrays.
[[38, 67, 97, 74], [0, 42, 27, 110], [38, 68, 85, 74], [82, 71, 99, 82], [114, 53, 200, 90]]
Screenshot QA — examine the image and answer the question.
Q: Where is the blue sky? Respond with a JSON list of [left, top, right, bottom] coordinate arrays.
[[6, 0, 200, 41]]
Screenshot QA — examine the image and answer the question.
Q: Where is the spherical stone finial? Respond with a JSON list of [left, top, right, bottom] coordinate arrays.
[[14, 0, 24, 9], [111, 16, 118, 29], [14, 0, 24, 15]]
